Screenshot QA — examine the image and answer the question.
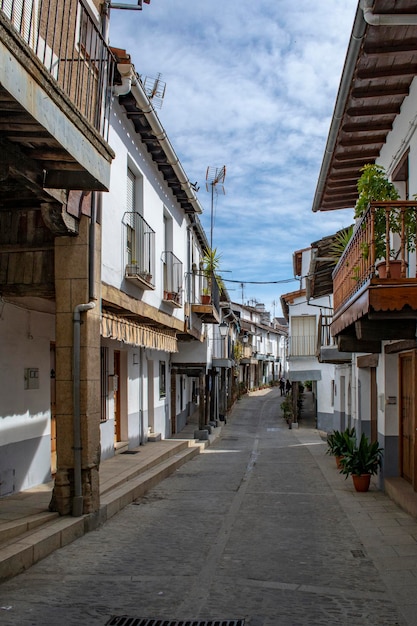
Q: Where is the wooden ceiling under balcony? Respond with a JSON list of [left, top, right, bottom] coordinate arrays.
[[315, 0, 417, 213]]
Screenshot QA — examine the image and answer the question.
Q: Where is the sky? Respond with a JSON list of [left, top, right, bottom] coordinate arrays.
[[108, 0, 358, 318]]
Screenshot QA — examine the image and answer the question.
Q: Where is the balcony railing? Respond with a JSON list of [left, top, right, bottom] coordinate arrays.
[[123, 212, 155, 289], [162, 251, 183, 306], [1, 0, 115, 137], [289, 335, 316, 357], [333, 201, 417, 313], [316, 313, 333, 356]]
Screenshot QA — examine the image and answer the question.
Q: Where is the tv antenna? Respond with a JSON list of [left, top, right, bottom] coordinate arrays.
[[206, 165, 226, 251], [143, 73, 166, 109]]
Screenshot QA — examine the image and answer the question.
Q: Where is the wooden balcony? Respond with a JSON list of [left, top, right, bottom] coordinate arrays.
[[0, 1, 115, 194], [332, 201, 417, 352], [191, 273, 221, 324]]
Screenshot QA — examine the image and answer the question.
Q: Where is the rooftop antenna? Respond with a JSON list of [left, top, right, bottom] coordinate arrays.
[[143, 73, 166, 109], [206, 165, 226, 251]]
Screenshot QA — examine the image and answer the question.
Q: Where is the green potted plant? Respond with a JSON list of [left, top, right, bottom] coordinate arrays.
[[201, 247, 222, 302], [338, 432, 383, 492], [326, 427, 356, 469], [354, 164, 404, 274]]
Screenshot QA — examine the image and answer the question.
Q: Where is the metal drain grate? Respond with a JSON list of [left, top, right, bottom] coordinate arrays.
[[351, 549, 366, 558], [106, 615, 245, 626], [121, 450, 140, 455]]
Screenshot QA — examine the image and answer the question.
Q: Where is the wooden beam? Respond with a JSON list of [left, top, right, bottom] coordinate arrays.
[[337, 334, 381, 353], [355, 318, 417, 341]]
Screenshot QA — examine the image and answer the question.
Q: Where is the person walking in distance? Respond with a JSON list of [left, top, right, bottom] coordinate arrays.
[[286, 379, 292, 396], [279, 377, 285, 396]]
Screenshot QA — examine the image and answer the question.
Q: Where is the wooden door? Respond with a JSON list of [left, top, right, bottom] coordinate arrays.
[[370, 368, 377, 443], [114, 351, 121, 443], [399, 353, 415, 484]]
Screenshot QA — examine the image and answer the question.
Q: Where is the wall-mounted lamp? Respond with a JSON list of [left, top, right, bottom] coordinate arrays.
[[219, 321, 229, 337], [242, 333, 249, 344]]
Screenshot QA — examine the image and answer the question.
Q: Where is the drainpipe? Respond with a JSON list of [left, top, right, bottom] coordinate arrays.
[[72, 301, 96, 517], [360, 0, 417, 26], [113, 64, 133, 96]]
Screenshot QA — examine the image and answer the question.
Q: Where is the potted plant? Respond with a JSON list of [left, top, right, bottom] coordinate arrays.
[[326, 427, 356, 469], [354, 164, 404, 275], [201, 247, 222, 302], [338, 432, 383, 492]]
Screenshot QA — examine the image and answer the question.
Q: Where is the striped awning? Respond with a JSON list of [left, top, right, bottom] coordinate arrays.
[[101, 312, 178, 353]]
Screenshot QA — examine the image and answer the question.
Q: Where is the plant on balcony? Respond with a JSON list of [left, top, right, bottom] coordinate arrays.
[[354, 164, 401, 261], [329, 225, 354, 262], [201, 247, 223, 300]]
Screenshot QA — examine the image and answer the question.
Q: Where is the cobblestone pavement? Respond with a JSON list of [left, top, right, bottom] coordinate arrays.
[[0, 388, 415, 625]]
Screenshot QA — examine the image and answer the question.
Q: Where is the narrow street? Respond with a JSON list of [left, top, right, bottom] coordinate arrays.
[[1, 387, 416, 626]]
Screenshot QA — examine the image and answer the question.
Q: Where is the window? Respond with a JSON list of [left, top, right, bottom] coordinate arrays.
[[290, 315, 316, 356], [159, 361, 166, 399], [123, 167, 155, 282]]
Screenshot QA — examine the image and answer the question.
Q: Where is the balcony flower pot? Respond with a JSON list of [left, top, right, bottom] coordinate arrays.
[[201, 294, 211, 304], [375, 259, 405, 279]]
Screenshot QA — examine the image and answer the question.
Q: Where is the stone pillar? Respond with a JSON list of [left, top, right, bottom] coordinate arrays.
[[50, 215, 101, 516]]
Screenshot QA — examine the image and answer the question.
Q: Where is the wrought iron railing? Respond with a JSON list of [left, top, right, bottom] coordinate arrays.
[[1, 0, 115, 137], [162, 251, 183, 305], [123, 211, 155, 288], [333, 201, 417, 313]]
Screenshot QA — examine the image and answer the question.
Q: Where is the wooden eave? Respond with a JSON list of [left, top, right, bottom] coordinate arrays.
[[313, 0, 417, 213]]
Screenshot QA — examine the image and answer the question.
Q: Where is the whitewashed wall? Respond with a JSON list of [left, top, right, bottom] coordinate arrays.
[[0, 302, 54, 492]]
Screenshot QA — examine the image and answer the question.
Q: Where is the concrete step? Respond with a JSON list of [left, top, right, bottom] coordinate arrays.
[[99, 445, 201, 521], [0, 511, 59, 545], [0, 443, 200, 583], [99, 439, 192, 496]]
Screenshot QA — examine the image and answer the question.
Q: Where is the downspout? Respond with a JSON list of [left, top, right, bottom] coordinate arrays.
[[72, 301, 95, 516], [361, 0, 417, 26]]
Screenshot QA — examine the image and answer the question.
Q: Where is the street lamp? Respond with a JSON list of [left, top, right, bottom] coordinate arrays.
[[218, 321, 229, 337]]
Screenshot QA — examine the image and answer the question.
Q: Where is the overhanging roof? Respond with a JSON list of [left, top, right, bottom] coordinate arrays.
[[312, 1, 417, 213]]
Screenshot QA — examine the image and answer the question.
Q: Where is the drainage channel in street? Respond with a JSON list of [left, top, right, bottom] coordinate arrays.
[[106, 615, 245, 626]]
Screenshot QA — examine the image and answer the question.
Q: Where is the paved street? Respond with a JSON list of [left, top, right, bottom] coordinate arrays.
[[1, 388, 417, 625]]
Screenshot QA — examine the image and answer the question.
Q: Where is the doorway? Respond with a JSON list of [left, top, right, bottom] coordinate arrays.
[[114, 350, 121, 444], [50, 343, 56, 475], [399, 352, 415, 485]]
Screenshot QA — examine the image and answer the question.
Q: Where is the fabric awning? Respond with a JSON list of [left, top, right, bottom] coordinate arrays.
[[101, 312, 178, 353]]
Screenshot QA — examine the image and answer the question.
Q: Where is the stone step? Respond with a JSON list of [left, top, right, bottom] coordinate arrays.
[[0, 444, 200, 583]]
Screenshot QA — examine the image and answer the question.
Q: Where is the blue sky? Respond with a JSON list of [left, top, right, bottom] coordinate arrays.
[[108, 0, 357, 317]]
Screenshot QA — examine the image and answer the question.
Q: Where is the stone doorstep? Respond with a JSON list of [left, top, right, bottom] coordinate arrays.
[[0, 444, 201, 583], [0, 511, 59, 545], [99, 440, 191, 496], [0, 516, 84, 582]]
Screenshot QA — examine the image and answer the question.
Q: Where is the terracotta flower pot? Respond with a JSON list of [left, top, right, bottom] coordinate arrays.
[[336, 455, 344, 470], [376, 259, 405, 279], [352, 473, 371, 492]]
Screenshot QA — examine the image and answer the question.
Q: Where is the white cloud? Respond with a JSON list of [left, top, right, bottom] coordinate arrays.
[[109, 0, 357, 310]]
